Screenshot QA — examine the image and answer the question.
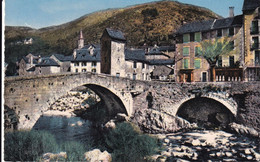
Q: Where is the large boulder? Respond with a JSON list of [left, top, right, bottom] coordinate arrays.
[[228, 122, 259, 138], [84, 149, 112, 162], [132, 109, 197, 134]]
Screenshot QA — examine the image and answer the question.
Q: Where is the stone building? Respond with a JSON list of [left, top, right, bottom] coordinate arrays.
[[101, 28, 127, 77], [18, 53, 41, 76], [174, 8, 243, 82], [70, 44, 101, 73], [34, 57, 60, 75], [242, 0, 260, 81], [50, 54, 72, 73]]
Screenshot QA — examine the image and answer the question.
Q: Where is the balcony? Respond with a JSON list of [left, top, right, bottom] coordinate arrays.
[[251, 43, 260, 50]]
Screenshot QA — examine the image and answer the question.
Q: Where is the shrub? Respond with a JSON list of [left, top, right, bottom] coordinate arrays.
[[4, 130, 58, 161], [60, 141, 87, 161], [105, 122, 160, 162]]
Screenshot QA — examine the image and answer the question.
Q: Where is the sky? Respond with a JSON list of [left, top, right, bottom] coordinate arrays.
[[4, 0, 244, 29]]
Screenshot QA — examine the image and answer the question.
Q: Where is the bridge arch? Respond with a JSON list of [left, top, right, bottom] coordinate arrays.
[[175, 93, 238, 127]]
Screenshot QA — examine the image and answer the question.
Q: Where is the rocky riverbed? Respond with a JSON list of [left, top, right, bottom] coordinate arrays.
[[150, 130, 260, 162]]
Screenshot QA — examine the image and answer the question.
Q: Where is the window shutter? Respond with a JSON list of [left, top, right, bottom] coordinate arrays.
[[194, 59, 201, 69], [195, 32, 201, 42], [183, 59, 189, 69], [183, 47, 189, 56], [183, 34, 190, 43]]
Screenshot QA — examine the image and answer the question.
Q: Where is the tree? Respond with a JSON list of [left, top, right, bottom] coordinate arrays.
[[197, 38, 233, 81]]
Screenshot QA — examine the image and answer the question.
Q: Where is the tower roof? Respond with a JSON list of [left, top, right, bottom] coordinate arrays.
[[105, 28, 126, 41], [242, 0, 260, 12]]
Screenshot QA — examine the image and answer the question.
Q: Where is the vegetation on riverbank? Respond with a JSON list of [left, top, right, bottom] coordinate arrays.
[[4, 130, 90, 161]]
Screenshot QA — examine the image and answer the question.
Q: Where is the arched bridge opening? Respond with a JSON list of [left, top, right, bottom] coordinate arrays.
[[81, 84, 128, 123], [176, 97, 236, 129]]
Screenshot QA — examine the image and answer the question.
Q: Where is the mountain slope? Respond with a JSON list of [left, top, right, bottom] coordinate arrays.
[[4, 1, 221, 65]]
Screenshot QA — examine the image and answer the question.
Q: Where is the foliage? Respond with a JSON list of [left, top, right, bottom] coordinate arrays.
[[60, 141, 87, 161], [4, 130, 59, 161], [197, 38, 233, 66], [105, 122, 160, 162], [5, 1, 220, 68]]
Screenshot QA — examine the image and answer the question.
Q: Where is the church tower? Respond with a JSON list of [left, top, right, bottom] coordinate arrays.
[[78, 29, 84, 49]]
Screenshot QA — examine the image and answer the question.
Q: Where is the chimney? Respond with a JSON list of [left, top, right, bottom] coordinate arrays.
[[229, 7, 234, 17], [73, 49, 77, 59]]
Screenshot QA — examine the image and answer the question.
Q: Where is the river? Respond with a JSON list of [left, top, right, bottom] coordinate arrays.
[[32, 110, 260, 161]]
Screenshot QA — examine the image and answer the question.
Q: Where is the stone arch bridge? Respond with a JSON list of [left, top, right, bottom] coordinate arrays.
[[4, 72, 260, 131]]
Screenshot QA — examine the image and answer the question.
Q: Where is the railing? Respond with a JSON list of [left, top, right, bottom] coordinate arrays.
[[245, 67, 260, 81], [215, 68, 243, 82]]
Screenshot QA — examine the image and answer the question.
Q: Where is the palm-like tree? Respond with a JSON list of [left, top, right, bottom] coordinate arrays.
[[197, 38, 233, 81]]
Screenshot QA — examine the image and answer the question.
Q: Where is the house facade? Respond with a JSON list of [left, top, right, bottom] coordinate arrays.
[[243, 0, 260, 81], [174, 8, 243, 82]]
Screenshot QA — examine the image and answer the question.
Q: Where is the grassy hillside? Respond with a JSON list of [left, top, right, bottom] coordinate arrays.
[[4, 0, 221, 75]]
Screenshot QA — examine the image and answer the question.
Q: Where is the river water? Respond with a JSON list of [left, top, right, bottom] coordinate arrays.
[[32, 111, 260, 161], [32, 111, 98, 145]]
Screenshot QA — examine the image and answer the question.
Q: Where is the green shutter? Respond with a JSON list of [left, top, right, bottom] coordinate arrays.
[[195, 32, 201, 42], [183, 59, 189, 69], [195, 47, 200, 57], [194, 59, 201, 69], [183, 47, 189, 56], [183, 34, 189, 43]]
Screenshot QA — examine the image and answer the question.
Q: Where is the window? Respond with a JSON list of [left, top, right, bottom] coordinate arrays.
[[133, 73, 137, 80], [190, 33, 194, 42], [183, 47, 190, 56], [75, 69, 78, 73], [195, 46, 200, 57], [116, 73, 120, 78], [142, 63, 145, 69], [252, 37, 259, 50], [91, 68, 96, 73], [183, 58, 189, 69], [82, 69, 86, 72], [255, 51, 260, 66], [183, 34, 190, 43], [82, 62, 87, 66], [251, 21, 259, 34], [230, 41, 235, 50], [229, 28, 234, 36], [195, 32, 201, 42], [74, 62, 79, 66], [217, 29, 222, 37], [229, 56, 234, 67], [92, 61, 97, 67], [194, 59, 201, 69], [133, 61, 137, 68], [218, 56, 222, 67]]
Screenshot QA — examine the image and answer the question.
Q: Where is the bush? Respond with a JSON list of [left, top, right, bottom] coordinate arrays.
[[60, 141, 87, 161], [105, 122, 160, 162], [4, 130, 58, 161]]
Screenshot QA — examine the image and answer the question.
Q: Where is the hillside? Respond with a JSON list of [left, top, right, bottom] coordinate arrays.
[[4, 1, 221, 75]]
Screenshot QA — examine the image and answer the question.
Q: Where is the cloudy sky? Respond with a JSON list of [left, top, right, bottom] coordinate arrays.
[[4, 0, 244, 29]]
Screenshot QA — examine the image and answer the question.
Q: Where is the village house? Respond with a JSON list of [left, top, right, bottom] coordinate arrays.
[[174, 7, 243, 82], [243, 0, 260, 81], [18, 53, 41, 76]]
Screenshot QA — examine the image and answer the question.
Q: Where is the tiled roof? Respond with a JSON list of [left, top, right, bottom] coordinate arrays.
[[152, 65, 174, 76], [175, 15, 243, 34], [148, 59, 175, 65], [105, 28, 126, 41], [242, 0, 260, 11], [175, 19, 215, 34], [53, 54, 72, 62], [36, 58, 60, 67], [26, 66, 36, 72], [72, 48, 101, 62], [21, 56, 38, 64], [125, 48, 146, 62], [158, 46, 175, 52]]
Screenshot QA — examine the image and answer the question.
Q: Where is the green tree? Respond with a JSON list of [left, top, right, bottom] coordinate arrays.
[[197, 38, 233, 81]]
